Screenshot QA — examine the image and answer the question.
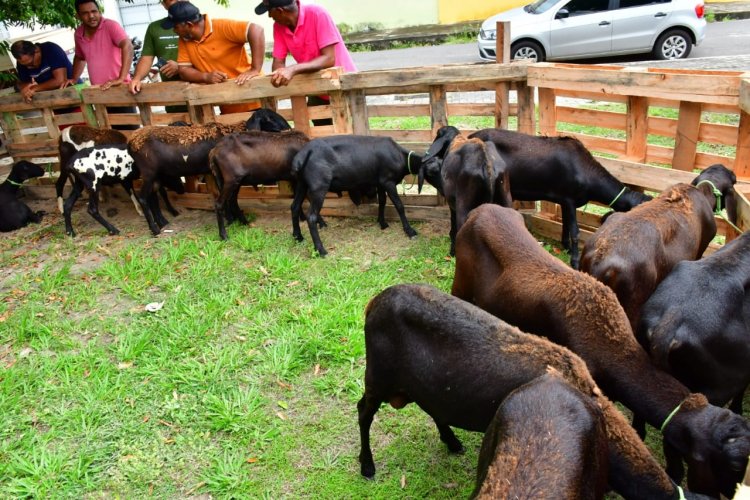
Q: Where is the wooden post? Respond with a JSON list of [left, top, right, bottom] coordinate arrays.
[[291, 95, 311, 135], [537, 87, 557, 136], [516, 80, 535, 134], [260, 97, 278, 110], [42, 108, 60, 140], [139, 104, 154, 126], [734, 109, 750, 179], [328, 90, 353, 134], [348, 89, 369, 136], [672, 100, 701, 171], [429, 85, 448, 136], [495, 21, 510, 64], [626, 96, 648, 163]]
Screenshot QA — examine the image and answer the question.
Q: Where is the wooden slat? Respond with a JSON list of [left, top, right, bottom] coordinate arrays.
[[538, 87, 556, 136], [366, 104, 431, 117], [741, 79, 750, 114], [672, 101, 702, 170], [556, 106, 626, 129], [430, 85, 448, 134], [348, 89, 369, 135], [736, 108, 750, 178], [626, 96, 648, 162], [516, 80, 535, 134], [340, 62, 529, 90], [528, 64, 741, 106]]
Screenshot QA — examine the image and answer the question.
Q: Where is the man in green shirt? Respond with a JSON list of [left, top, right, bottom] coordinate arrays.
[[128, 0, 185, 97]]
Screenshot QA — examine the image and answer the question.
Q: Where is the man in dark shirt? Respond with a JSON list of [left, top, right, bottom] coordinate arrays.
[[11, 40, 77, 104]]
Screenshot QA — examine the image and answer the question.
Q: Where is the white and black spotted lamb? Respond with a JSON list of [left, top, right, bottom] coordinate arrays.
[[62, 144, 151, 237]]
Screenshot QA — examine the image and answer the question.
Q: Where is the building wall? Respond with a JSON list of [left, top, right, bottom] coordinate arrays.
[[437, 0, 528, 23]]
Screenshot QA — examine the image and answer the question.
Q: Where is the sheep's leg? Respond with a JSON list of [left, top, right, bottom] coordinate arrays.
[[87, 188, 120, 235], [159, 186, 180, 217], [55, 168, 71, 214], [137, 178, 162, 236], [121, 179, 145, 218], [383, 183, 417, 238], [357, 394, 381, 479], [434, 422, 464, 454], [230, 184, 248, 225], [305, 194, 328, 257], [560, 201, 580, 269], [376, 186, 389, 230], [214, 179, 238, 241], [148, 192, 169, 228], [448, 207, 457, 257], [290, 182, 308, 242], [63, 181, 84, 237]]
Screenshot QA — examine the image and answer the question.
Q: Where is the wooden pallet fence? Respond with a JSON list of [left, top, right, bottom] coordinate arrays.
[[3, 63, 750, 253]]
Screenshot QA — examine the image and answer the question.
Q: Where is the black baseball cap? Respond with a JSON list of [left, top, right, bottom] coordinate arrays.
[[254, 0, 294, 15], [162, 2, 201, 29]]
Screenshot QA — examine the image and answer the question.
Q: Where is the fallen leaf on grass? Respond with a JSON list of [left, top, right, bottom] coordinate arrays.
[[400, 475, 407, 489], [313, 364, 321, 376], [19, 347, 33, 358], [117, 361, 133, 370], [276, 411, 287, 421], [143, 415, 150, 423], [246, 457, 259, 464], [443, 482, 458, 489], [277, 401, 288, 410], [276, 380, 292, 390]]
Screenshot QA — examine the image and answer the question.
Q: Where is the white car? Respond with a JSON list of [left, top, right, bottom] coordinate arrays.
[[478, 0, 707, 62]]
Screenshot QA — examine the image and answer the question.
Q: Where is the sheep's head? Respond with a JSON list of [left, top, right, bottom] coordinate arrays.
[[419, 126, 459, 194]]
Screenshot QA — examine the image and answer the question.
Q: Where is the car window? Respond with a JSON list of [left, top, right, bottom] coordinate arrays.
[[617, 0, 669, 7], [563, 0, 611, 15], [528, 0, 564, 13]]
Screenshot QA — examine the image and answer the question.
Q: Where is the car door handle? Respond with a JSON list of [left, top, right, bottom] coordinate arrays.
[[599, 20, 611, 26], [654, 12, 667, 17]]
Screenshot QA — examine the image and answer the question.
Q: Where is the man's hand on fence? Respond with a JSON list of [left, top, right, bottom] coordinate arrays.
[[101, 78, 124, 91], [21, 79, 37, 103], [235, 69, 260, 85]]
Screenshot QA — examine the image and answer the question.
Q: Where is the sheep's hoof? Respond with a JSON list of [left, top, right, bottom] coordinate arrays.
[[379, 223, 389, 230], [316, 250, 328, 258], [360, 463, 376, 479], [109, 229, 120, 236], [293, 234, 304, 242], [406, 230, 418, 239], [448, 443, 465, 455]]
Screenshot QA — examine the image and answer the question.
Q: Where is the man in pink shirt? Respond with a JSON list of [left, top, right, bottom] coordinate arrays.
[[255, 0, 356, 125], [68, 0, 134, 90]]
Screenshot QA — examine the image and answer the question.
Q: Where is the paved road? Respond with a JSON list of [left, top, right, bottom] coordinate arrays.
[[351, 19, 750, 71]]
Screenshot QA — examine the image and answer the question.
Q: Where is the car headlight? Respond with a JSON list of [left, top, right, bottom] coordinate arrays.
[[479, 28, 497, 41]]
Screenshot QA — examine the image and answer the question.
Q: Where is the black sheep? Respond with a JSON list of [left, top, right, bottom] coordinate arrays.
[[0, 160, 45, 232]]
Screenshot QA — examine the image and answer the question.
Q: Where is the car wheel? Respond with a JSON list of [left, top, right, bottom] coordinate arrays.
[[511, 41, 545, 62], [653, 29, 691, 60]]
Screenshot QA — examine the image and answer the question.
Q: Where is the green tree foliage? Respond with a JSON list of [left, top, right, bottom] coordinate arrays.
[[1, 0, 229, 30]]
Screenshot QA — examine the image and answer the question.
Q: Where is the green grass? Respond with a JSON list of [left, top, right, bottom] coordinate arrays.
[[0, 207, 487, 498], [1, 196, 745, 497]]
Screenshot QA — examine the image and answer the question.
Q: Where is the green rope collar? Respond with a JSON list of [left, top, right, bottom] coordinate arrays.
[[4, 178, 23, 187], [675, 485, 686, 500], [401, 151, 417, 194], [660, 400, 685, 433], [608, 186, 627, 208], [696, 179, 723, 214], [695, 179, 744, 234]]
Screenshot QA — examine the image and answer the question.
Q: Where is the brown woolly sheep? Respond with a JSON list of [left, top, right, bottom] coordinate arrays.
[[580, 163, 737, 341], [360, 283, 704, 499], [472, 370, 608, 500], [451, 203, 750, 498]]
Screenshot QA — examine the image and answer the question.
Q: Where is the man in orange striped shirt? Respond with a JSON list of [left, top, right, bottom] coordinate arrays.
[[163, 2, 264, 114]]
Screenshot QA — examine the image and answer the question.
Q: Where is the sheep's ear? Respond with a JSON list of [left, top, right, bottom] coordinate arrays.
[[418, 164, 425, 194], [423, 133, 452, 162]]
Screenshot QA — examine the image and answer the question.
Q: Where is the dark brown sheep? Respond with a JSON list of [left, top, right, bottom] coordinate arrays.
[[208, 130, 310, 240], [422, 125, 512, 256], [360, 283, 701, 499], [451, 203, 750, 498], [472, 370, 608, 500], [468, 128, 652, 269]]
